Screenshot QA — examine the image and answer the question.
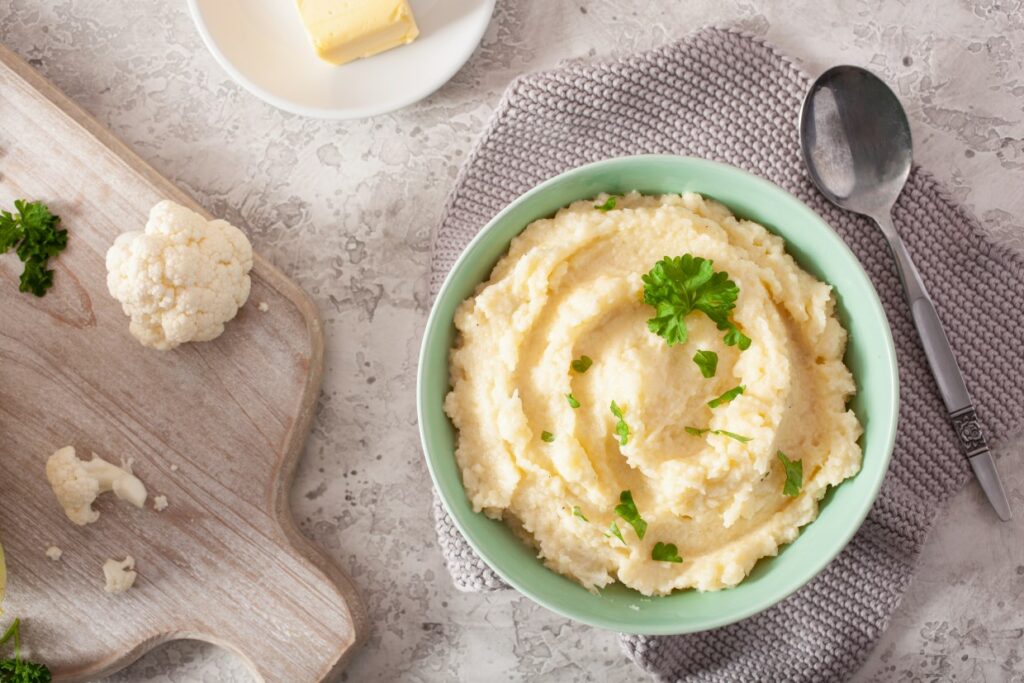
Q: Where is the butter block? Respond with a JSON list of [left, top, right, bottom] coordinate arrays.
[[296, 0, 420, 66]]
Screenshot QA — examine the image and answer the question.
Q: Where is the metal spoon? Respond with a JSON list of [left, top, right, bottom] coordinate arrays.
[[800, 65, 1012, 521]]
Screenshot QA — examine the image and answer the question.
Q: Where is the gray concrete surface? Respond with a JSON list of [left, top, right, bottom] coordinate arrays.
[[1, 1, 1022, 680]]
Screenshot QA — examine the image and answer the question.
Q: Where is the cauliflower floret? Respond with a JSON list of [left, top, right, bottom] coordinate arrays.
[[45, 446, 148, 525], [103, 556, 137, 593], [105, 199, 254, 350]]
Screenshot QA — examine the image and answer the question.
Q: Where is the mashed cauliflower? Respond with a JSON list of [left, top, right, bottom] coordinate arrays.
[[444, 192, 862, 595]]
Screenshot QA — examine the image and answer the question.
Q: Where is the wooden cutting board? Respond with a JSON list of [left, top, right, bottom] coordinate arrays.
[[0, 44, 364, 681]]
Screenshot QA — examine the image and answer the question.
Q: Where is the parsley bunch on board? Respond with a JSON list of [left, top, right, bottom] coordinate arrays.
[[0, 619, 51, 683], [0, 200, 67, 297], [641, 255, 751, 350]]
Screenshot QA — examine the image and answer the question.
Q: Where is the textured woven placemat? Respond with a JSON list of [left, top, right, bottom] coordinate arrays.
[[427, 27, 1024, 682]]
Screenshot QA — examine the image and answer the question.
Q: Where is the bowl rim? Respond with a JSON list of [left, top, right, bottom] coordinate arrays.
[[417, 154, 899, 634]]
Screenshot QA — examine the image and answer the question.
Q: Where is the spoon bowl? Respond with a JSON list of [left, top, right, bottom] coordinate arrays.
[[799, 66, 913, 219]]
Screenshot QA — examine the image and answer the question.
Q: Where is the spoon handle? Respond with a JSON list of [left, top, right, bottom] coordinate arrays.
[[878, 216, 1012, 521]]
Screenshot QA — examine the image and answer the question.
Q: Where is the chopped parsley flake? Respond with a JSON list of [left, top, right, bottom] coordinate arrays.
[[692, 349, 718, 378], [685, 427, 751, 443], [777, 451, 803, 497], [707, 385, 745, 409], [610, 401, 630, 446], [652, 542, 683, 563], [571, 355, 593, 373], [614, 490, 647, 540]]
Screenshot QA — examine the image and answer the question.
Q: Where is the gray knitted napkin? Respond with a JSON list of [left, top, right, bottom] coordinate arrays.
[[427, 27, 1024, 682]]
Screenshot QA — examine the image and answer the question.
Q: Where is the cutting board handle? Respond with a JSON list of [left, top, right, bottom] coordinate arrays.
[[0, 42, 365, 682]]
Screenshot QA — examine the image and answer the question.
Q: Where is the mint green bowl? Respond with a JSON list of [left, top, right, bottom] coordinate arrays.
[[418, 155, 898, 635]]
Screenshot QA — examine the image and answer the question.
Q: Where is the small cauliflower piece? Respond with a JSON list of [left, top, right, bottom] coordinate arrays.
[[106, 199, 254, 350], [257, 301, 269, 312], [45, 546, 63, 561], [103, 556, 137, 593], [45, 446, 148, 525], [153, 495, 169, 512]]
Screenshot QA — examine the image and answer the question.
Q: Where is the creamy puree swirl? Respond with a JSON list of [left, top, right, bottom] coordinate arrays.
[[444, 192, 862, 595]]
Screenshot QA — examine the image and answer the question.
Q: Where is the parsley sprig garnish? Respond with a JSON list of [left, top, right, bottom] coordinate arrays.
[[652, 542, 683, 563], [566, 393, 581, 409], [641, 255, 750, 349], [0, 200, 67, 297], [777, 451, 803, 497], [0, 618, 51, 682], [572, 505, 589, 522], [610, 401, 630, 445], [708, 385, 745, 408], [594, 196, 617, 212]]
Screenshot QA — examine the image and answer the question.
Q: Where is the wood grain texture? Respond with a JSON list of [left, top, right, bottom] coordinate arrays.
[[0, 43, 365, 681]]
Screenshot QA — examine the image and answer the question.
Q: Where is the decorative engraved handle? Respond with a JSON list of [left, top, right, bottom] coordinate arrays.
[[876, 215, 1011, 521], [950, 406, 987, 457]]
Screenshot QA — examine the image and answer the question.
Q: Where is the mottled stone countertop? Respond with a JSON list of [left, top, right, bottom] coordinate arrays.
[[2, 1, 1023, 680]]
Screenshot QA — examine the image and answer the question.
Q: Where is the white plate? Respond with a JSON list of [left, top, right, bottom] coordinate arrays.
[[187, 0, 495, 120]]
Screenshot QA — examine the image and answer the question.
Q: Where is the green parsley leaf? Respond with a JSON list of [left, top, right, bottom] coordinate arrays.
[[684, 427, 752, 443], [572, 505, 589, 522], [610, 401, 630, 446], [0, 216, 20, 252], [607, 521, 626, 544], [651, 542, 683, 563], [707, 385, 745, 409], [541, 431, 555, 443], [0, 200, 67, 298], [692, 349, 718, 378], [641, 255, 748, 348], [614, 490, 647, 540], [566, 393, 581, 409], [715, 430, 752, 443], [18, 258, 55, 297], [594, 196, 617, 212], [0, 618, 52, 683], [777, 451, 803, 497], [571, 355, 593, 373], [724, 324, 752, 350]]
